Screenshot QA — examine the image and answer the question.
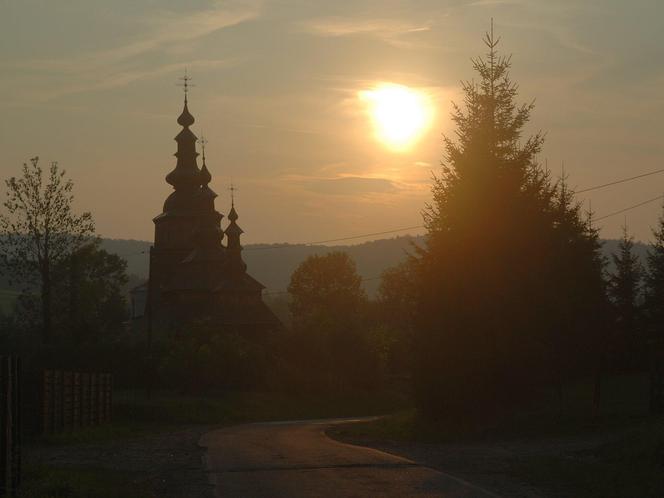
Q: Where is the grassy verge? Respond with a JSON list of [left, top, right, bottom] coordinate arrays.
[[21, 465, 150, 498], [0, 288, 19, 314], [329, 373, 663, 498], [36, 387, 410, 446], [332, 373, 653, 444], [512, 420, 664, 498]]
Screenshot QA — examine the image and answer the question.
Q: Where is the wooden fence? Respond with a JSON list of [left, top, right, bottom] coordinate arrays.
[[0, 357, 20, 497], [42, 370, 112, 434]]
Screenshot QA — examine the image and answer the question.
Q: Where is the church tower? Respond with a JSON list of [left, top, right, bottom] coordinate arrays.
[[147, 78, 280, 334]]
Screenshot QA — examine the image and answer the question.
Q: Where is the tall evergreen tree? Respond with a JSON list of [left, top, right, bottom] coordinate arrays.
[[644, 204, 664, 340], [414, 28, 607, 419], [607, 224, 643, 370]]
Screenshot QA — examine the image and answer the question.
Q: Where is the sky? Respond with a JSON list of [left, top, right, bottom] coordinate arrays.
[[1, 0, 663, 244]]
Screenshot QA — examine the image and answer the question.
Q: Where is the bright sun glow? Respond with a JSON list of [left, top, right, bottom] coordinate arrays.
[[359, 83, 434, 151]]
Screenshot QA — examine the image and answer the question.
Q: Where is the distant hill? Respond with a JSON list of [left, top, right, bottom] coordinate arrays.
[[100, 235, 650, 297], [0, 236, 652, 299], [99, 235, 424, 296]]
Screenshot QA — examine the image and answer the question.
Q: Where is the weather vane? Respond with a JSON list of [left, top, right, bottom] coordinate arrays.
[[177, 68, 195, 102]]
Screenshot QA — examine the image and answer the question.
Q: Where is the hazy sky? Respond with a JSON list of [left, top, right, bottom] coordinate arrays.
[[1, 0, 663, 244]]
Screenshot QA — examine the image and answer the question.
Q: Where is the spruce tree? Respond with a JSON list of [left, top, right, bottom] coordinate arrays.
[[607, 225, 643, 371], [645, 204, 664, 340], [645, 204, 664, 414], [415, 28, 607, 419]]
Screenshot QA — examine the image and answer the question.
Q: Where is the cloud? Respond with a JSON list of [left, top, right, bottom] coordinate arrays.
[[23, 1, 259, 72], [6, 1, 260, 103], [300, 176, 402, 195], [300, 17, 430, 47]]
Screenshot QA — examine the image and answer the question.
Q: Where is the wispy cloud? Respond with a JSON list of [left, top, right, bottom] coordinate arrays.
[[22, 1, 260, 72], [300, 17, 430, 47], [286, 174, 404, 196], [5, 1, 260, 103]]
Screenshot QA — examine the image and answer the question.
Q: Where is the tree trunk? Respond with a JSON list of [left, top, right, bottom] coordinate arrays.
[[593, 338, 606, 419], [41, 261, 52, 343]]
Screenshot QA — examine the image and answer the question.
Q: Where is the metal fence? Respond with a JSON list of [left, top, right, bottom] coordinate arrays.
[[0, 357, 20, 497], [42, 370, 112, 434]]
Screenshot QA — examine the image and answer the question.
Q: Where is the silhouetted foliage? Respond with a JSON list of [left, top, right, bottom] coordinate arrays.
[[414, 30, 607, 420], [158, 319, 272, 393], [0, 157, 95, 341], [607, 225, 644, 371], [10, 242, 129, 340], [375, 260, 418, 375], [284, 252, 380, 391]]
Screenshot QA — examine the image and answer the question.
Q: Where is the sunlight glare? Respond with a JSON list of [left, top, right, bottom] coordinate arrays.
[[359, 83, 433, 151]]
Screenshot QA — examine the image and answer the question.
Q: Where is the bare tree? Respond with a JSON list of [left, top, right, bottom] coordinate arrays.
[[0, 157, 95, 341]]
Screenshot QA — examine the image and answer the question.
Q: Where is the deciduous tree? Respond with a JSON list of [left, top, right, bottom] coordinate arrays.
[[0, 157, 95, 341]]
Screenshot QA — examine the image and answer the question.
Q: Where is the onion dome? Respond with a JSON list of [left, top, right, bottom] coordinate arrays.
[[165, 97, 202, 191], [228, 205, 239, 223], [177, 101, 195, 128]]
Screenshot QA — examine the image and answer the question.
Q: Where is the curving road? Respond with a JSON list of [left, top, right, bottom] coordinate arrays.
[[199, 418, 499, 498]]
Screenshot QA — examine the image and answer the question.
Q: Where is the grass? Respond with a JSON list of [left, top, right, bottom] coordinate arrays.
[[332, 373, 653, 443], [512, 421, 664, 498], [0, 288, 19, 314], [328, 373, 664, 498], [21, 465, 151, 498], [36, 387, 410, 446], [26, 388, 409, 496]]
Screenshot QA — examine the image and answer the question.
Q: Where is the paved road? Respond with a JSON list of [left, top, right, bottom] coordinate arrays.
[[199, 418, 499, 498]]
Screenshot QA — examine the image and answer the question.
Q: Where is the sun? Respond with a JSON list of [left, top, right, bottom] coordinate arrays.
[[359, 83, 434, 151]]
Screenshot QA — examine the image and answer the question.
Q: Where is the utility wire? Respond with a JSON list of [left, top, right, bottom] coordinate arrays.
[[117, 168, 664, 258], [245, 225, 424, 251], [575, 167, 664, 194], [594, 194, 664, 222]]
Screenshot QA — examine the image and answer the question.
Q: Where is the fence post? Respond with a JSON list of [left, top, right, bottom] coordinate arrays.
[[81, 373, 90, 427], [40, 369, 112, 436], [53, 371, 62, 433], [90, 374, 98, 425], [42, 370, 52, 435], [63, 372, 72, 432], [72, 373, 81, 430], [0, 357, 21, 497]]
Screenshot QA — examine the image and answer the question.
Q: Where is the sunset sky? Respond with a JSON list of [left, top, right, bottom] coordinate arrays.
[[1, 0, 663, 244]]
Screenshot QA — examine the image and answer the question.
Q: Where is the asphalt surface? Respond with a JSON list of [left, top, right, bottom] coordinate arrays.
[[199, 418, 500, 498]]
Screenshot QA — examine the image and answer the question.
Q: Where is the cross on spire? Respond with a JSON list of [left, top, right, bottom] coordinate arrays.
[[198, 135, 208, 163], [177, 69, 195, 103], [229, 183, 238, 207]]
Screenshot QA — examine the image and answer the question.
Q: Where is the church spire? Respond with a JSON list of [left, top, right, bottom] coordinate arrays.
[[166, 71, 201, 190], [225, 184, 247, 275], [199, 135, 212, 186]]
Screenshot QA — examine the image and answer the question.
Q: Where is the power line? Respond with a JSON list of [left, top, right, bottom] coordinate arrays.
[[575, 167, 664, 194], [594, 194, 664, 222], [114, 168, 664, 260], [245, 225, 425, 251]]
